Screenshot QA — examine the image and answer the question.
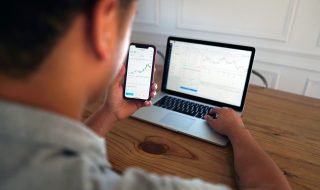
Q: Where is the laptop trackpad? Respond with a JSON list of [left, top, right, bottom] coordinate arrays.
[[160, 113, 194, 131]]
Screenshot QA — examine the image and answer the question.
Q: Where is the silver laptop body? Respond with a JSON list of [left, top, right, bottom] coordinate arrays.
[[132, 37, 255, 146]]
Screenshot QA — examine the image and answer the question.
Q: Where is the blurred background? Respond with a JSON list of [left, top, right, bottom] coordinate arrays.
[[130, 0, 320, 99]]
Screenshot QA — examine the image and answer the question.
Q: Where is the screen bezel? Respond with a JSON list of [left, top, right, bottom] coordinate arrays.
[[123, 43, 156, 101], [161, 36, 255, 112]]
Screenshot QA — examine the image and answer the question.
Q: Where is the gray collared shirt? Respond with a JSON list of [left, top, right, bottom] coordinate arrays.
[[0, 100, 230, 190]]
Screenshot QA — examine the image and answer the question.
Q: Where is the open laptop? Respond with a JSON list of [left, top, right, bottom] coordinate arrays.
[[132, 36, 255, 146]]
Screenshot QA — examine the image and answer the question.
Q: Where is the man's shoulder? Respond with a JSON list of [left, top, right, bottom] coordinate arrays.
[[0, 137, 117, 190], [0, 100, 119, 190]]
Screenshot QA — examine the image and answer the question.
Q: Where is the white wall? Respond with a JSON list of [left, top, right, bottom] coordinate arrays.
[[130, 0, 320, 99]]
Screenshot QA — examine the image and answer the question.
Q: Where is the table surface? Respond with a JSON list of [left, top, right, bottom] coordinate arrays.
[[83, 66, 320, 190]]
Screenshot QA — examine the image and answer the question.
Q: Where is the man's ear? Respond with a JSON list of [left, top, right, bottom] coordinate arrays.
[[91, 0, 117, 60]]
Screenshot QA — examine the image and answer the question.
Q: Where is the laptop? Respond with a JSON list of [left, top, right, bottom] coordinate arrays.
[[132, 36, 255, 146]]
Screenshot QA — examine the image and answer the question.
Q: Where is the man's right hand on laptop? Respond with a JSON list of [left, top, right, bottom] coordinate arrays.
[[204, 107, 246, 139]]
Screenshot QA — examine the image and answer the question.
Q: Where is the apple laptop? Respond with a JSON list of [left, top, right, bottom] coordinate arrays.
[[132, 36, 255, 146]]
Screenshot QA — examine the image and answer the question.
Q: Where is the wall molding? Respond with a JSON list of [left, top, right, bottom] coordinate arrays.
[[176, 0, 299, 42], [303, 78, 320, 98], [134, 0, 160, 26], [257, 45, 320, 61], [132, 31, 320, 71], [132, 30, 320, 59], [255, 56, 320, 73]]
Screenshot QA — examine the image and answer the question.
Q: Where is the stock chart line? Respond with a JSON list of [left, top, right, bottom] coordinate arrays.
[[200, 53, 246, 72], [128, 63, 151, 75]]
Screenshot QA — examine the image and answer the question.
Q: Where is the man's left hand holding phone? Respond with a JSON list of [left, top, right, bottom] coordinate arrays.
[[85, 43, 158, 136]]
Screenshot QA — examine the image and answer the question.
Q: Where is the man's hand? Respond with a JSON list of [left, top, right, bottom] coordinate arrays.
[[205, 108, 292, 190], [204, 107, 245, 138], [103, 65, 157, 122], [85, 65, 157, 136]]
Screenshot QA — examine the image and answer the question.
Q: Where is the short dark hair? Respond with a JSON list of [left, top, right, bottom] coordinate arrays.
[[0, 0, 133, 78]]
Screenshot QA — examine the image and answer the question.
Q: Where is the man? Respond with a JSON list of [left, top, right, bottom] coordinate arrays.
[[0, 0, 291, 190]]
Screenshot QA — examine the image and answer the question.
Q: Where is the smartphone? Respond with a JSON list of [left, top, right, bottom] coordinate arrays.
[[123, 43, 156, 101]]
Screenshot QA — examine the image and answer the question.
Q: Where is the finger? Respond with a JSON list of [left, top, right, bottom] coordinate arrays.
[[144, 101, 152, 107], [204, 115, 217, 127], [150, 91, 157, 98], [208, 112, 219, 119], [209, 107, 217, 114], [151, 83, 158, 91], [210, 107, 222, 114]]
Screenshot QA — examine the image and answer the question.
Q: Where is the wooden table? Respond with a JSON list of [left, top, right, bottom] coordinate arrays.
[[84, 65, 320, 190]]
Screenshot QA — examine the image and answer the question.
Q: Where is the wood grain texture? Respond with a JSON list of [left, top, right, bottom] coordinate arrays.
[[83, 65, 320, 190]]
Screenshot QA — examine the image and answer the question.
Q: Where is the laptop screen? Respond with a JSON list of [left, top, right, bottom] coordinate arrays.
[[163, 37, 255, 110]]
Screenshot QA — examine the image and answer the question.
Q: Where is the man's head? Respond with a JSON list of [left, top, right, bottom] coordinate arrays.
[[0, 0, 136, 78], [0, 0, 137, 117]]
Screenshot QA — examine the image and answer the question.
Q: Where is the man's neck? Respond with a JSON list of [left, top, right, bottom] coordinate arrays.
[[0, 73, 86, 121]]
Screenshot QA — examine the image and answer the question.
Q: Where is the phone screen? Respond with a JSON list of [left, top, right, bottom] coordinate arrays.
[[124, 43, 156, 100]]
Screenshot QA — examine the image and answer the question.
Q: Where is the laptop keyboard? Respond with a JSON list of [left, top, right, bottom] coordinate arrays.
[[154, 96, 212, 119]]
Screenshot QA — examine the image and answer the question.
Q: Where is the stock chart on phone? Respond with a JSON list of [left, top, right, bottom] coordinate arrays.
[[125, 45, 154, 100]]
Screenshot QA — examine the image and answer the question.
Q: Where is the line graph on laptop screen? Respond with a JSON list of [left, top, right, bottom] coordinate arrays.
[[166, 40, 252, 106]]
